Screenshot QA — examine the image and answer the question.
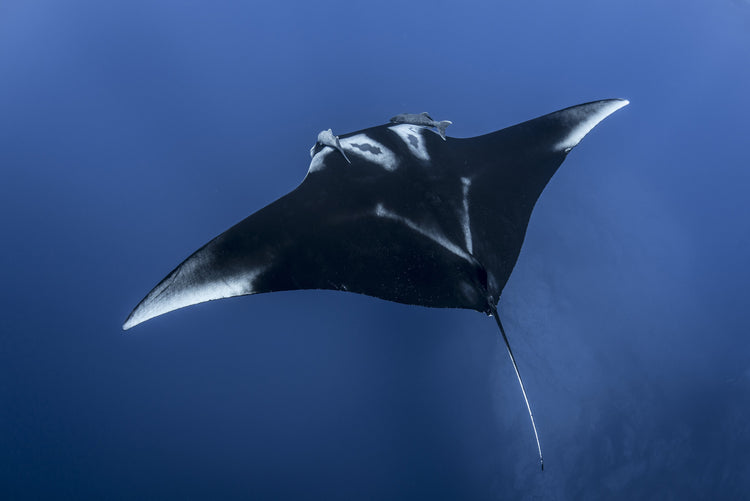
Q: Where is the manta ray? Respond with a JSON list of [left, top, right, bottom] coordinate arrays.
[[124, 99, 629, 469]]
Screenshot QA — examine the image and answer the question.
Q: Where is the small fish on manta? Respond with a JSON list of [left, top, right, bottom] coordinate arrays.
[[310, 128, 351, 164], [390, 111, 452, 140], [124, 99, 630, 470]]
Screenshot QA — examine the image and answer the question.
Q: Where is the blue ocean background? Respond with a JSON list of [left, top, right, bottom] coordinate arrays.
[[2, 1, 749, 499]]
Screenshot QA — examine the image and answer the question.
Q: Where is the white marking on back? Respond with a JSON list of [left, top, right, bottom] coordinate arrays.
[[460, 177, 473, 254], [556, 99, 630, 152], [339, 134, 398, 171], [374, 203, 471, 262], [388, 124, 430, 161]]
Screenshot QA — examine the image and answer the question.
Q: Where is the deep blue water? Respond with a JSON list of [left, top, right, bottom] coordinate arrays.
[[2, 1, 749, 499]]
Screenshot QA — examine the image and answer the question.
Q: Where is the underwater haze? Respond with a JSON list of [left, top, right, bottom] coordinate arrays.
[[2, 1, 749, 499]]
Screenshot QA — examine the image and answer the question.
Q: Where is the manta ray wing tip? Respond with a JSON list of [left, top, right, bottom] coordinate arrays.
[[612, 98, 630, 109], [556, 98, 630, 151], [122, 308, 145, 331]]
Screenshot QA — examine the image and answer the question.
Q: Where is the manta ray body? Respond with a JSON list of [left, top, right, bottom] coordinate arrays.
[[124, 99, 629, 468]]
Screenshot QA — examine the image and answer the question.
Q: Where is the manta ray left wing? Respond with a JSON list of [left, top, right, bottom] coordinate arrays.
[[124, 99, 628, 330]]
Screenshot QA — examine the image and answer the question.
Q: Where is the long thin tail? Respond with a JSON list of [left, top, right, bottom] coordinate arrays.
[[436, 120, 452, 140], [489, 303, 544, 471]]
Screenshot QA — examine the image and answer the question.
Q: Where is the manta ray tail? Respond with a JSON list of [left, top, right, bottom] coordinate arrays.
[[489, 303, 544, 471], [436, 120, 452, 140]]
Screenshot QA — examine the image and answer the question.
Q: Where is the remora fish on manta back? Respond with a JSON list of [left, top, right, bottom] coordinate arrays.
[[390, 111, 452, 140], [124, 99, 630, 470]]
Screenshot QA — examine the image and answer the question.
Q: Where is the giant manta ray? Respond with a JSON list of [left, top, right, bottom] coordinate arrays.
[[124, 99, 629, 469]]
